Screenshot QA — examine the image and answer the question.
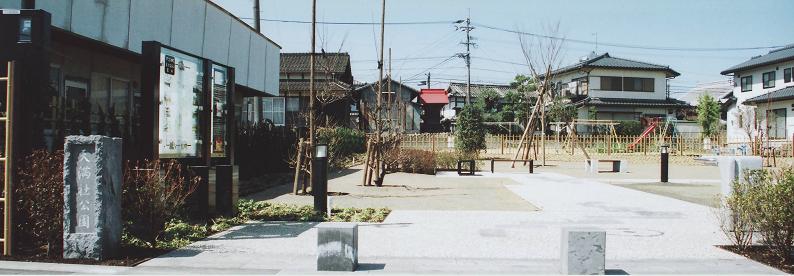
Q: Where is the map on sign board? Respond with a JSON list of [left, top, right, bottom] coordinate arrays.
[[158, 48, 203, 158]]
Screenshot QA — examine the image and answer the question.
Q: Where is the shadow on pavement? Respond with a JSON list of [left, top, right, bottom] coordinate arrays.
[[357, 263, 386, 271], [208, 222, 319, 240], [606, 268, 630, 275], [329, 168, 361, 180]]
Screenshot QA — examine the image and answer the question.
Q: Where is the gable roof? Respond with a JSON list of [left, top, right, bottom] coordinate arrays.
[[721, 44, 794, 75], [446, 82, 517, 98], [744, 85, 794, 104], [574, 97, 691, 108], [552, 53, 680, 78], [281, 52, 351, 74], [354, 78, 420, 96], [419, 89, 449, 105]]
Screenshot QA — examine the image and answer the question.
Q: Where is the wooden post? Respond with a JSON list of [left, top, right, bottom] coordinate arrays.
[[361, 140, 371, 186], [501, 135, 505, 155], [293, 138, 304, 194], [432, 135, 436, 152], [607, 135, 612, 156]]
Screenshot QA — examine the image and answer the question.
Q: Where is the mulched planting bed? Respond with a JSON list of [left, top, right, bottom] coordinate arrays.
[[719, 245, 794, 273], [0, 246, 171, 267]]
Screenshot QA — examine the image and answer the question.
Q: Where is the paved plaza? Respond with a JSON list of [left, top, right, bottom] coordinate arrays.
[[0, 164, 781, 274]]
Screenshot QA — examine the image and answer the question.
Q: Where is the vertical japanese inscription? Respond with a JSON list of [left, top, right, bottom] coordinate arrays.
[[71, 145, 96, 233]]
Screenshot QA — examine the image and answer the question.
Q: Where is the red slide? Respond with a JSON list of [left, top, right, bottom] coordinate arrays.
[[628, 121, 657, 150]]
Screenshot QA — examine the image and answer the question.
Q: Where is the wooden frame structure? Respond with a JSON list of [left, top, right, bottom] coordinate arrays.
[[1, 61, 15, 255]]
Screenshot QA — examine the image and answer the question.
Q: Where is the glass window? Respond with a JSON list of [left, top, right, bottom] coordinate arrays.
[[620, 77, 654, 92], [741, 76, 752, 92], [767, 108, 786, 139], [262, 97, 285, 126], [785, 68, 792, 83], [286, 97, 300, 112], [600, 76, 623, 91], [763, 71, 776, 88]]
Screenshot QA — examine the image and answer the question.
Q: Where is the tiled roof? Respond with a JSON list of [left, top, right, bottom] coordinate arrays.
[[446, 82, 518, 98], [574, 97, 691, 108], [744, 86, 794, 104], [679, 80, 734, 105], [721, 44, 794, 75], [279, 79, 351, 97], [354, 78, 420, 95], [419, 89, 449, 104], [280, 53, 350, 74], [553, 53, 680, 78]]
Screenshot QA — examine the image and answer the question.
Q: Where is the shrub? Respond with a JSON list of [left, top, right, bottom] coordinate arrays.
[[435, 151, 480, 170], [744, 167, 794, 263], [395, 149, 435, 175], [455, 103, 486, 155], [615, 121, 643, 136], [317, 127, 366, 169], [122, 159, 199, 247], [233, 200, 390, 223], [14, 150, 64, 256], [157, 219, 208, 249], [718, 171, 757, 251], [236, 123, 297, 179]]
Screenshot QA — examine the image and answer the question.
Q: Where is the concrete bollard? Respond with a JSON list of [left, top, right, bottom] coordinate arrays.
[[619, 160, 629, 173], [317, 222, 358, 271], [561, 227, 605, 275]]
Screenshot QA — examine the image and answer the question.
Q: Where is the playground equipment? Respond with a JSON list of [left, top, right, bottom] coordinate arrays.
[[627, 117, 680, 151]]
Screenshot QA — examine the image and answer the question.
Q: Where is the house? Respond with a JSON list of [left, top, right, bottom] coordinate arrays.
[[418, 88, 449, 132], [547, 52, 690, 132], [276, 52, 354, 128], [355, 78, 421, 133], [721, 44, 794, 141], [443, 82, 519, 116]]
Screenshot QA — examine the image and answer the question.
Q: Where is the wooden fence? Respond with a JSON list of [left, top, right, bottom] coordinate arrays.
[[399, 133, 794, 159]]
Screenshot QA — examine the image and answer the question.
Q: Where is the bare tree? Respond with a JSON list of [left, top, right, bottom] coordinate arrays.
[[511, 22, 570, 167]]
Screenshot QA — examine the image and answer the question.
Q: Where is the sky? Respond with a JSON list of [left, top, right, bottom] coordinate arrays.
[[212, 0, 794, 98]]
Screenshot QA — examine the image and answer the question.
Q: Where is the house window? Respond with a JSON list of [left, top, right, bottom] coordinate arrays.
[[785, 68, 792, 83], [763, 71, 776, 88], [741, 76, 752, 92], [622, 77, 654, 92], [262, 97, 285, 126], [600, 76, 623, 91]]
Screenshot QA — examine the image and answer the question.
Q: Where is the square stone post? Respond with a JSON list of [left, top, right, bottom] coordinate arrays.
[[561, 227, 605, 275], [316, 222, 358, 271], [63, 135, 122, 260]]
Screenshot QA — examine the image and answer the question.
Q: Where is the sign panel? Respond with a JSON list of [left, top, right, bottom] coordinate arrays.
[[158, 48, 204, 158], [211, 65, 228, 158]]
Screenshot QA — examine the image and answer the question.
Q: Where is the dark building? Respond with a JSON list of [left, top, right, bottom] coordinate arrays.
[[280, 52, 354, 128], [418, 88, 448, 132], [356, 79, 421, 133]]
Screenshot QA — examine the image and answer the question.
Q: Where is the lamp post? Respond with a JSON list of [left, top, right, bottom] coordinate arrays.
[[660, 145, 669, 183], [313, 144, 328, 213]]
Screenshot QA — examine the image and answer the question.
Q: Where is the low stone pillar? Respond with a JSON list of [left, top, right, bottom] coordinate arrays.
[[63, 135, 122, 260], [317, 222, 358, 271], [561, 227, 605, 275], [584, 159, 598, 173], [717, 156, 762, 197], [618, 160, 629, 173]]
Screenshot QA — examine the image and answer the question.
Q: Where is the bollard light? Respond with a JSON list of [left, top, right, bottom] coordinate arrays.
[[315, 144, 328, 158], [660, 144, 669, 183], [313, 144, 329, 214]]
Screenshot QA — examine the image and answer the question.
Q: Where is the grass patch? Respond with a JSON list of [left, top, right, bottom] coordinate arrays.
[[120, 200, 392, 252]]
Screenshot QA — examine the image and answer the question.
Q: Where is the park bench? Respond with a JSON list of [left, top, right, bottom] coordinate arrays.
[[488, 159, 534, 174], [585, 159, 627, 173]]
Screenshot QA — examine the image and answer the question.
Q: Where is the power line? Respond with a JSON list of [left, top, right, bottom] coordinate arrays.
[[240, 17, 459, 25], [474, 22, 785, 52]]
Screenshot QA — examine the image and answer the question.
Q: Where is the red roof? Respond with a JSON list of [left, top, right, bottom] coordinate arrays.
[[419, 89, 449, 105]]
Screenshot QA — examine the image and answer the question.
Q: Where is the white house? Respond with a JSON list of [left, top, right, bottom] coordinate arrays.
[[548, 52, 690, 132], [721, 44, 794, 141]]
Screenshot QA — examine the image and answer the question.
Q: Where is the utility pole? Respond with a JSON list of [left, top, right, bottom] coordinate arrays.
[[456, 15, 475, 105], [309, 0, 316, 189], [374, 0, 385, 185], [426, 72, 431, 89], [253, 0, 261, 32], [388, 47, 393, 134]]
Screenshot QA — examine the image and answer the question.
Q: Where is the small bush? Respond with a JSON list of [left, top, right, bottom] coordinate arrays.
[[122, 159, 200, 247], [719, 172, 757, 251], [157, 219, 208, 249], [14, 150, 64, 256], [317, 127, 367, 169], [234, 199, 390, 223], [396, 149, 436, 175], [435, 151, 480, 170], [615, 121, 643, 136], [744, 167, 794, 263], [455, 103, 486, 155]]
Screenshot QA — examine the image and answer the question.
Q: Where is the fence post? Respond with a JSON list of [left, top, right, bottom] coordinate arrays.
[[501, 135, 505, 155], [432, 135, 436, 152]]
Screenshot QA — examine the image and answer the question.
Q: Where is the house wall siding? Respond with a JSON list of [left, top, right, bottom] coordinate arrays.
[[726, 60, 794, 140]]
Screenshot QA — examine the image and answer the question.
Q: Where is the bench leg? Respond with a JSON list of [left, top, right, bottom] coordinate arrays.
[[529, 160, 534, 174]]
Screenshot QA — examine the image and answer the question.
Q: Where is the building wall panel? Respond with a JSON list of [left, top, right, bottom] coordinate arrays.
[[170, 0, 205, 56], [227, 22, 250, 85], [202, 4, 231, 65], [248, 37, 267, 92], [128, 0, 173, 53]]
